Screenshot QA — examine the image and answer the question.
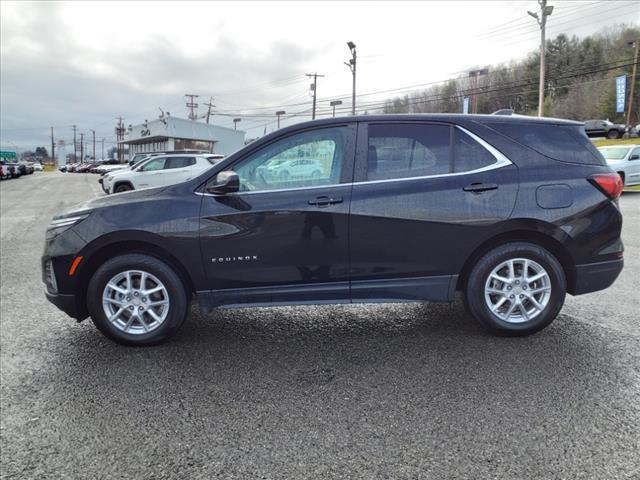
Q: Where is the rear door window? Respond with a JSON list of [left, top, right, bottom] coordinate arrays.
[[166, 157, 195, 169], [489, 123, 605, 165], [367, 124, 451, 181]]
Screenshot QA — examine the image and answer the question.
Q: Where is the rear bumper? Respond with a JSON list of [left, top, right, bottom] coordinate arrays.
[[44, 290, 86, 320], [572, 258, 623, 295]]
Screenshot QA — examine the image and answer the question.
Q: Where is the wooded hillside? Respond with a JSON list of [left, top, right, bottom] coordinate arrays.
[[382, 25, 640, 124]]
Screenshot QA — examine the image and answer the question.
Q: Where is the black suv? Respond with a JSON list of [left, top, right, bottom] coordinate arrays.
[[43, 115, 624, 345], [584, 119, 627, 139]]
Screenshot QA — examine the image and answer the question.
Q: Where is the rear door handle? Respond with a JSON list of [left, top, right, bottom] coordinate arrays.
[[463, 182, 498, 193], [308, 196, 343, 207]]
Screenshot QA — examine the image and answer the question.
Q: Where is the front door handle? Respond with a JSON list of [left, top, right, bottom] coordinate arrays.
[[463, 182, 498, 193], [308, 196, 343, 207]]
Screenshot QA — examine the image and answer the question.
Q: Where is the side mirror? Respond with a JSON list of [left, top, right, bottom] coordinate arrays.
[[630, 154, 639, 161], [206, 170, 240, 195]]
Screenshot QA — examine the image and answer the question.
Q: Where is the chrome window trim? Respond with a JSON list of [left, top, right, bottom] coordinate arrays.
[[196, 182, 350, 197], [196, 125, 512, 197]]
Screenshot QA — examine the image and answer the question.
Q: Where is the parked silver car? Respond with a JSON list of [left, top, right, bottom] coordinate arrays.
[[598, 145, 640, 186]]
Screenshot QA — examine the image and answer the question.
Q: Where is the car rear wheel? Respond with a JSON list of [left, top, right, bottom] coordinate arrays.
[[607, 130, 620, 139], [617, 172, 626, 186], [87, 254, 189, 345], [464, 242, 566, 336], [115, 183, 133, 193]]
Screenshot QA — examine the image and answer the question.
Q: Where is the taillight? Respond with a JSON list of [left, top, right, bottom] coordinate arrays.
[[588, 173, 623, 200]]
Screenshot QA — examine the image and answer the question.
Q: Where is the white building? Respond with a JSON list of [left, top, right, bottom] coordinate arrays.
[[120, 116, 245, 158]]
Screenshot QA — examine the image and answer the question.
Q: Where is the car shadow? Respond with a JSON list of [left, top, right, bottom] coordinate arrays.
[[37, 299, 633, 403]]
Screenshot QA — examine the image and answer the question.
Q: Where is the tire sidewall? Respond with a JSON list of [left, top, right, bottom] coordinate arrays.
[[466, 243, 566, 335], [87, 254, 188, 345]]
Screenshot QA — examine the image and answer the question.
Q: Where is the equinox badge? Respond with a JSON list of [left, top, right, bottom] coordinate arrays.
[[212, 255, 258, 263]]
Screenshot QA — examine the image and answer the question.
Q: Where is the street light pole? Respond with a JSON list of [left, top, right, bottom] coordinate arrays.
[[529, 1, 553, 117], [330, 100, 343, 117], [276, 111, 286, 129], [345, 41, 357, 115], [233, 118, 241, 130]]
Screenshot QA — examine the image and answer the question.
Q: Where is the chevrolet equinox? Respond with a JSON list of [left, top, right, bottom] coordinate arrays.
[[43, 115, 624, 345]]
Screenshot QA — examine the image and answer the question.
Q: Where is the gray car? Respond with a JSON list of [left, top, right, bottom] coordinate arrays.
[[598, 145, 640, 186]]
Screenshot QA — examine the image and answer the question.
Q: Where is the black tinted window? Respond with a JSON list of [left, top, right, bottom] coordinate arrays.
[[167, 157, 195, 169], [490, 123, 605, 165], [453, 129, 496, 172], [367, 124, 451, 181]]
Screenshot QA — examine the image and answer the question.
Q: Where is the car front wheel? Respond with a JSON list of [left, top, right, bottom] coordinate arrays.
[[464, 242, 566, 336], [115, 183, 133, 193], [87, 254, 189, 345]]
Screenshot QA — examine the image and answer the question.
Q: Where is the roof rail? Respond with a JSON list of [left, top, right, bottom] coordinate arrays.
[[492, 109, 514, 116]]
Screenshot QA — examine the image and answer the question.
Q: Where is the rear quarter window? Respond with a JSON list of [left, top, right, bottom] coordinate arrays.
[[489, 123, 605, 165]]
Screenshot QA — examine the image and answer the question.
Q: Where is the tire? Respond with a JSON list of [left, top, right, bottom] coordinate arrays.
[[617, 172, 626, 186], [87, 254, 189, 345], [464, 242, 566, 336], [607, 129, 620, 139], [115, 183, 133, 193]]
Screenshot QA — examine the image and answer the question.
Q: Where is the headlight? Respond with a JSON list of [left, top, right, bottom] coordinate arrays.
[[46, 213, 90, 239]]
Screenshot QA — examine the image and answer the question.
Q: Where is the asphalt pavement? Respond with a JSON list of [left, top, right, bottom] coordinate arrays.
[[1, 172, 639, 479]]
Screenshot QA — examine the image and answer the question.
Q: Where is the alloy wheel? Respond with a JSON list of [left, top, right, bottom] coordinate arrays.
[[102, 270, 170, 335], [484, 258, 551, 323]]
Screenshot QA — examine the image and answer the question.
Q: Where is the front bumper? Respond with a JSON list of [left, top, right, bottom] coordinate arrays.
[[44, 290, 87, 320], [572, 258, 624, 295]]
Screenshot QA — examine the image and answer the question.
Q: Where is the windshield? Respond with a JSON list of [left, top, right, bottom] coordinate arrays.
[[599, 147, 629, 161]]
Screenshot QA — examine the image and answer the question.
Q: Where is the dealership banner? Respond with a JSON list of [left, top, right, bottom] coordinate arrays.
[[616, 75, 626, 113]]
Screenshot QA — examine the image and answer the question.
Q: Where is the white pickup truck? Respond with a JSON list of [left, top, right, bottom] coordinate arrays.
[[102, 153, 224, 194]]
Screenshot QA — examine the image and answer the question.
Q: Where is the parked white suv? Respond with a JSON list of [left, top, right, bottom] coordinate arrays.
[[598, 145, 640, 186], [103, 154, 222, 194]]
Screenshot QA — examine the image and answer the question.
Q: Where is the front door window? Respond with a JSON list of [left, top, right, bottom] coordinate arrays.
[[233, 127, 347, 192]]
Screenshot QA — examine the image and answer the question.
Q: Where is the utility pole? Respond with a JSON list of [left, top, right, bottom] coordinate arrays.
[[276, 111, 286, 129], [626, 39, 639, 130], [90, 129, 96, 161], [50, 127, 55, 165], [306, 73, 325, 120], [528, 0, 554, 117], [468, 69, 489, 114], [185, 94, 199, 121], [80, 133, 84, 163], [115, 117, 125, 163], [345, 41, 357, 115], [204, 97, 215, 124], [72, 125, 77, 162], [233, 118, 241, 130]]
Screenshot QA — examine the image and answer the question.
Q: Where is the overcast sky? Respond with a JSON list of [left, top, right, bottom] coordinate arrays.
[[1, 0, 639, 152]]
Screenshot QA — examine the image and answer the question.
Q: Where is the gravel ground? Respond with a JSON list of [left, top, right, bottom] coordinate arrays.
[[1, 172, 639, 480]]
